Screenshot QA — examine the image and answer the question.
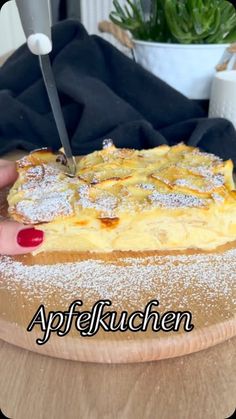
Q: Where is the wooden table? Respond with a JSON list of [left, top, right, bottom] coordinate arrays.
[[0, 337, 235, 419]]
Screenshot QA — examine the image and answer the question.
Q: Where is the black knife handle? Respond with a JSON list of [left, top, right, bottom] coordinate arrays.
[[0, 0, 11, 11]]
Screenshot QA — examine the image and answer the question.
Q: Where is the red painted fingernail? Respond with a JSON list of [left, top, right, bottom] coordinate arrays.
[[17, 228, 44, 248]]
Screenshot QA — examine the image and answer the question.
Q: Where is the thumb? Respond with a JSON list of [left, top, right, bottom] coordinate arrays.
[[0, 221, 44, 256], [0, 160, 18, 188]]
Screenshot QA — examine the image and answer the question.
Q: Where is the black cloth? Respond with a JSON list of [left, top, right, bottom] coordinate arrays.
[[0, 19, 236, 165]]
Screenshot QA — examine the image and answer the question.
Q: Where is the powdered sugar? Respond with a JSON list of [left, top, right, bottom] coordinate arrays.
[[148, 191, 209, 208], [174, 175, 224, 193], [77, 185, 118, 218], [137, 183, 155, 190], [16, 190, 74, 223], [192, 150, 223, 163], [0, 248, 235, 318], [212, 193, 225, 204], [102, 139, 114, 149]]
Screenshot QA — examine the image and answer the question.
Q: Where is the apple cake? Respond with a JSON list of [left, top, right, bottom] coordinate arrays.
[[7, 141, 236, 253]]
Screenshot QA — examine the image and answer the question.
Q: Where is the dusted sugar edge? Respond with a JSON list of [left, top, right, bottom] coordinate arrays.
[[148, 191, 208, 208], [16, 190, 74, 223], [0, 248, 235, 318], [7, 142, 236, 253]]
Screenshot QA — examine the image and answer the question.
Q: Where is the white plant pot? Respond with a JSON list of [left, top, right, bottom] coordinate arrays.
[[133, 40, 229, 99]]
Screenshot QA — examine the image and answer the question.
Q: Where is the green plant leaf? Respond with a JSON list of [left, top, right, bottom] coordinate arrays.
[[224, 27, 236, 42], [109, 0, 236, 44]]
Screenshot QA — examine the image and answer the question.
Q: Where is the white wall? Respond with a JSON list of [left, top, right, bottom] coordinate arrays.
[[0, 0, 25, 56], [0, 0, 126, 56], [81, 0, 127, 49], [81, 0, 119, 35]]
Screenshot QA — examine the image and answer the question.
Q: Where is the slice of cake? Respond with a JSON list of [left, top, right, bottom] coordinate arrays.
[[7, 141, 236, 253]]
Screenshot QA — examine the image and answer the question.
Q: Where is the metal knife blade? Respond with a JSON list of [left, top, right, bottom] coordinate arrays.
[[39, 54, 76, 177]]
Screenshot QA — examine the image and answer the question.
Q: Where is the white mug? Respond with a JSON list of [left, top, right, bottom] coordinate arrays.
[[209, 70, 236, 129]]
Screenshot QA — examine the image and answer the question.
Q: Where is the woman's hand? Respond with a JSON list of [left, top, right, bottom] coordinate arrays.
[[0, 159, 44, 255]]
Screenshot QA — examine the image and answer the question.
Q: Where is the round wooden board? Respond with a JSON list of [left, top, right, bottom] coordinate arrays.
[[0, 188, 236, 363]]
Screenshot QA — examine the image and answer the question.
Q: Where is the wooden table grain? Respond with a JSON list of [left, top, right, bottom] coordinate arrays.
[[0, 337, 235, 419]]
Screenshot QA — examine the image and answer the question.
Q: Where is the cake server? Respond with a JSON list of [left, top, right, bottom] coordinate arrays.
[[0, 0, 76, 177]]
